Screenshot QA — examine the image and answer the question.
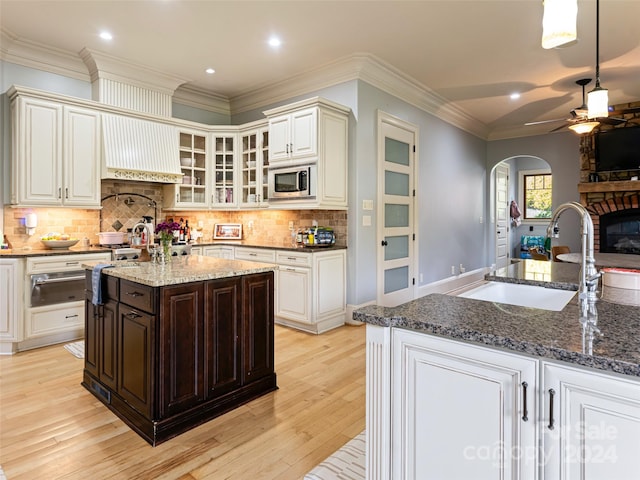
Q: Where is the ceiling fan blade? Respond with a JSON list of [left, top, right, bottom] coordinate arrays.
[[549, 123, 570, 133], [525, 118, 567, 126], [598, 116, 627, 126]]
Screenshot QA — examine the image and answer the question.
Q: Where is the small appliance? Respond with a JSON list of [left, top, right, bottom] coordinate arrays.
[[268, 164, 316, 200]]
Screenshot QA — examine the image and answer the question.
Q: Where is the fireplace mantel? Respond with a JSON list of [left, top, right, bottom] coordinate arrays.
[[578, 180, 640, 194]]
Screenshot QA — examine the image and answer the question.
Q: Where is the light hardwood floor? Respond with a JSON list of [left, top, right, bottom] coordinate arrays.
[[0, 324, 366, 479]]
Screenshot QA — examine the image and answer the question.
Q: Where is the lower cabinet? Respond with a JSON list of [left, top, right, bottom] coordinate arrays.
[[542, 363, 640, 480], [0, 259, 24, 354], [391, 328, 538, 480], [83, 271, 276, 445], [367, 325, 640, 480]]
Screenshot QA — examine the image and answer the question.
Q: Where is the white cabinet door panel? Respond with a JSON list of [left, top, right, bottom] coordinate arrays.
[[276, 267, 311, 324], [542, 363, 640, 480], [392, 330, 538, 480]]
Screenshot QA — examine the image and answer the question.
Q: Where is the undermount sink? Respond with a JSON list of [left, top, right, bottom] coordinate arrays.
[[458, 281, 577, 311]]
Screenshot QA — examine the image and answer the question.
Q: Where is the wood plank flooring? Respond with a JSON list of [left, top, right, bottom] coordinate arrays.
[[0, 324, 366, 479]]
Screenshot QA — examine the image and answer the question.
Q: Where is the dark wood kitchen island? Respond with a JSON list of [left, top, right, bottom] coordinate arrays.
[[82, 255, 277, 445]]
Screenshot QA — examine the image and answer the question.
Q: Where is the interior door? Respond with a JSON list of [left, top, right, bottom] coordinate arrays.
[[377, 113, 417, 307], [495, 163, 510, 269]]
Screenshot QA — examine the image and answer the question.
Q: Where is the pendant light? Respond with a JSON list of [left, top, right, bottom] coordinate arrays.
[[541, 0, 578, 49], [587, 0, 609, 119]]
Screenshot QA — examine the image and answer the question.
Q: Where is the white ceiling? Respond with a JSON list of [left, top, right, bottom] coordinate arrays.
[[1, 0, 639, 139]]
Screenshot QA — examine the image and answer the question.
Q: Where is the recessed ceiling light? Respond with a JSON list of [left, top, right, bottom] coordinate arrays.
[[510, 93, 521, 100], [205, 68, 215, 74], [99, 31, 113, 41], [268, 36, 282, 48]]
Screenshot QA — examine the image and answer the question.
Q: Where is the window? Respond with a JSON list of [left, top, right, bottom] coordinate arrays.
[[519, 169, 552, 221]]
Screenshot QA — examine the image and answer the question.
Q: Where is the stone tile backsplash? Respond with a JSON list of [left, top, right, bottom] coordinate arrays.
[[3, 180, 348, 249]]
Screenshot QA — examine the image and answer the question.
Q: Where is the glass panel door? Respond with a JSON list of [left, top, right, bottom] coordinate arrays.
[[378, 117, 416, 306]]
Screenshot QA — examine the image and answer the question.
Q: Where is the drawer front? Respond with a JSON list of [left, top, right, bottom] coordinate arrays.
[[234, 247, 276, 263], [275, 251, 312, 267], [28, 252, 111, 273], [84, 271, 119, 301], [119, 279, 156, 314], [26, 302, 84, 338]]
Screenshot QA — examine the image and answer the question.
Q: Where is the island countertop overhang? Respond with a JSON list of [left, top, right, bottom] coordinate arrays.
[[82, 255, 277, 287]]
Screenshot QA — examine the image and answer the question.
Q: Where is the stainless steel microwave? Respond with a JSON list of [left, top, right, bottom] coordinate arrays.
[[268, 164, 316, 200]]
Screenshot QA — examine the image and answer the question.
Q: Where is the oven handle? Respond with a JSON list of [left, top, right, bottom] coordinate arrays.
[[34, 275, 85, 286]]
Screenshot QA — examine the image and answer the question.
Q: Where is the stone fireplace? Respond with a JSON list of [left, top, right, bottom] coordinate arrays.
[[577, 101, 640, 253]]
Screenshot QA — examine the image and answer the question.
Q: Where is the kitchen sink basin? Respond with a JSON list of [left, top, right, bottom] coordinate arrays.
[[458, 281, 577, 311]]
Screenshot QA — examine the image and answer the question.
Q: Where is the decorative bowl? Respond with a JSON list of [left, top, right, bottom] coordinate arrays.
[[180, 157, 195, 167], [41, 239, 79, 249]]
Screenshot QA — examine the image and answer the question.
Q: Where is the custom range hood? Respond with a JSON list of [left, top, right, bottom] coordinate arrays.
[[81, 48, 189, 184], [101, 113, 183, 183]]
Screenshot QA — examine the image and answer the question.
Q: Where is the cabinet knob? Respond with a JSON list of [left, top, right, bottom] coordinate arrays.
[[381, 240, 388, 247]]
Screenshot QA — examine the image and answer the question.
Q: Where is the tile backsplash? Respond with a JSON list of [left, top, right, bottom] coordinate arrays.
[[4, 180, 348, 249]]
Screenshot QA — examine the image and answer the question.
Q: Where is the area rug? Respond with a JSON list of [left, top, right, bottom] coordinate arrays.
[[63, 340, 84, 359], [304, 430, 365, 480]]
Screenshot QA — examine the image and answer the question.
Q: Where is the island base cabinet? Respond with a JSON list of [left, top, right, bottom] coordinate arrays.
[[390, 328, 538, 480], [541, 363, 640, 480], [83, 271, 276, 446]]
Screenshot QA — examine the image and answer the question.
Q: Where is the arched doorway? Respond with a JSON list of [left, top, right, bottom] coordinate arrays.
[[490, 155, 552, 268]]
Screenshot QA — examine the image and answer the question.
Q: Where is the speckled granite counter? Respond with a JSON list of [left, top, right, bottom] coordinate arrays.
[[194, 241, 347, 252], [83, 255, 277, 287], [354, 260, 640, 377]]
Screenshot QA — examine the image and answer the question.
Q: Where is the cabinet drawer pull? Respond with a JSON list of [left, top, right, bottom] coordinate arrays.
[[126, 311, 142, 319], [548, 388, 556, 430], [249, 253, 257, 256], [521, 381, 528, 422], [287, 257, 297, 261], [126, 291, 144, 297], [65, 261, 80, 266], [65, 314, 79, 320]]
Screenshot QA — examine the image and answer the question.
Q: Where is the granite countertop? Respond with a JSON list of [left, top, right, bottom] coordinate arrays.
[[354, 260, 640, 377], [82, 255, 277, 287], [0, 241, 346, 258]]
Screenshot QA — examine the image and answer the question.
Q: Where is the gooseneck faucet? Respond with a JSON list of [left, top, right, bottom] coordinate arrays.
[[546, 202, 601, 344]]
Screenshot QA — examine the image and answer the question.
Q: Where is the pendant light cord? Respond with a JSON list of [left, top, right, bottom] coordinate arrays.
[[595, 0, 601, 88]]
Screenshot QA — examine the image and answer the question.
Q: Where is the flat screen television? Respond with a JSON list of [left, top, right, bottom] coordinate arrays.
[[595, 126, 640, 172]]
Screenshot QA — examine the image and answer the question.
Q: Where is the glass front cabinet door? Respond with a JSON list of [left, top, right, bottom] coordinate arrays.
[[240, 122, 269, 208], [211, 132, 238, 208], [164, 129, 208, 209]]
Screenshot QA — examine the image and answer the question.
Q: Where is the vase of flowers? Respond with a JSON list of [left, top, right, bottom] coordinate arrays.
[[155, 220, 180, 264]]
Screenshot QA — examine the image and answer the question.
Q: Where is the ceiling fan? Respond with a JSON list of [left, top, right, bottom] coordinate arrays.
[[525, 78, 628, 133]]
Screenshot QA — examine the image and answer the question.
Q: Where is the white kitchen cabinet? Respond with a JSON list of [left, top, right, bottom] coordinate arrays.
[[0, 259, 24, 354], [211, 131, 238, 209], [164, 129, 209, 209], [200, 245, 235, 259], [390, 329, 538, 480], [264, 97, 349, 209], [367, 325, 640, 480], [239, 121, 270, 208], [542, 362, 640, 480], [11, 96, 101, 208], [268, 107, 317, 165], [234, 247, 276, 263], [275, 249, 346, 334]]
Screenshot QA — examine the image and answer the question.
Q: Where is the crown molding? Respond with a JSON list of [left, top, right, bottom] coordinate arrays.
[[0, 28, 89, 81], [80, 48, 191, 96], [231, 53, 489, 139], [172, 84, 231, 116], [1, 32, 489, 138]]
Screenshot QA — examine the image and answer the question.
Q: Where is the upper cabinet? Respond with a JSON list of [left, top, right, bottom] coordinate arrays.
[[264, 98, 350, 209], [164, 129, 209, 209], [239, 121, 270, 208], [268, 107, 317, 166], [10, 95, 101, 208], [211, 131, 238, 209]]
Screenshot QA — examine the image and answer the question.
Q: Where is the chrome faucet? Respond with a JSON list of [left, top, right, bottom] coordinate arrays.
[[546, 202, 601, 336], [131, 222, 155, 256]]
